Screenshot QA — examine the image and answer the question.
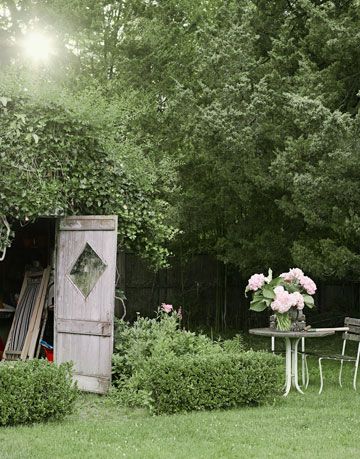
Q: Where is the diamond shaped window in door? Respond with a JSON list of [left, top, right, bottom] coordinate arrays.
[[69, 243, 107, 297]]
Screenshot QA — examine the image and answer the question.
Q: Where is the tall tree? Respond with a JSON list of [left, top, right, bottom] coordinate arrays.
[[2, 0, 360, 280]]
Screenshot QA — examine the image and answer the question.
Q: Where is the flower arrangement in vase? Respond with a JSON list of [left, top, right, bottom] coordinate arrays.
[[245, 268, 316, 331]]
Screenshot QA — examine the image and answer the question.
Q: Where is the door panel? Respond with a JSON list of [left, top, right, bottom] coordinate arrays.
[[55, 216, 117, 394]]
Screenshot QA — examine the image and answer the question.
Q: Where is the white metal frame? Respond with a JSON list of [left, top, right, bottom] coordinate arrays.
[[318, 340, 360, 395], [271, 336, 308, 394], [271, 327, 350, 395]]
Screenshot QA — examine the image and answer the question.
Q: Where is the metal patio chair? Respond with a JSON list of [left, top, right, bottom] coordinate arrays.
[[318, 317, 360, 394]]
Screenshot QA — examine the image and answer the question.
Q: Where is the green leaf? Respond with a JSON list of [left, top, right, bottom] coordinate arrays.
[[269, 277, 283, 287], [262, 286, 275, 299], [0, 96, 9, 107], [303, 294, 314, 308], [253, 291, 264, 302], [264, 298, 271, 307], [284, 283, 297, 293], [249, 300, 268, 312]]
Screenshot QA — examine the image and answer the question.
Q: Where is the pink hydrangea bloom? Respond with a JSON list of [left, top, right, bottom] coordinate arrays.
[[247, 273, 266, 291], [280, 272, 293, 282], [271, 287, 305, 312], [280, 268, 304, 282], [271, 286, 294, 313], [299, 276, 317, 295], [291, 291, 305, 310], [289, 268, 304, 280], [161, 303, 173, 313], [280, 268, 316, 295]]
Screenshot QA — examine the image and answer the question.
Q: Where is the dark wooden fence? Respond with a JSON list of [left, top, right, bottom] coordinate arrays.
[[117, 252, 360, 331]]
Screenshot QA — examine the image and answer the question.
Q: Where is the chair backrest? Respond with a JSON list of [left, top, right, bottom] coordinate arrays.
[[343, 317, 360, 342]]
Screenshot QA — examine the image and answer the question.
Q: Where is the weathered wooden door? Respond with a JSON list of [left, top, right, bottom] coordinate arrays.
[[55, 216, 117, 394]]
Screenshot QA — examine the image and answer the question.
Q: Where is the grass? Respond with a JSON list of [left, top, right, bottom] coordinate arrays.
[[1, 335, 360, 459]]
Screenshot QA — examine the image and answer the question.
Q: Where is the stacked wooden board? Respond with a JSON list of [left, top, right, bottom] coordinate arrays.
[[2, 267, 51, 361]]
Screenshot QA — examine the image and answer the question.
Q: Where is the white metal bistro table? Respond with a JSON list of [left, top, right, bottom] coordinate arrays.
[[249, 328, 335, 396]]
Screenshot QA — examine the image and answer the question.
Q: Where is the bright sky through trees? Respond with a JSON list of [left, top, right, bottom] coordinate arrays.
[[21, 32, 53, 61]]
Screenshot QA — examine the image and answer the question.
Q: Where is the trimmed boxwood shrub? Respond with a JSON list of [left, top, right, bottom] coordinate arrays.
[[112, 313, 245, 388], [142, 351, 283, 415], [0, 360, 78, 426], [111, 313, 282, 414]]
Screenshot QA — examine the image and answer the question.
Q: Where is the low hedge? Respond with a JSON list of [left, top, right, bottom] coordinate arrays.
[[143, 351, 283, 415], [0, 360, 78, 426]]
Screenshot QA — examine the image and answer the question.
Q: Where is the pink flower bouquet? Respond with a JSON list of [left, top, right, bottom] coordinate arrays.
[[245, 268, 316, 330]]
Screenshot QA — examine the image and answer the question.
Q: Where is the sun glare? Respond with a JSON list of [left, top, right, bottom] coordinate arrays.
[[22, 32, 53, 61]]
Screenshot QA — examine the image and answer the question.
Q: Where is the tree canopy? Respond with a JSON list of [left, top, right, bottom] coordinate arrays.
[[1, 0, 360, 279], [0, 73, 176, 267]]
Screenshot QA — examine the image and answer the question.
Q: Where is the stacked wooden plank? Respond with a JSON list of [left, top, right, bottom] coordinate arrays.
[[35, 280, 54, 358], [3, 267, 51, 361]]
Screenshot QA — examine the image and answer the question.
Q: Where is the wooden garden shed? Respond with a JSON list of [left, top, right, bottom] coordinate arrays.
[[0, 215, 118, 394]]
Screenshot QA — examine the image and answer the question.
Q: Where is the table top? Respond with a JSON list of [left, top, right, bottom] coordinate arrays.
[[249, 328, 335, 338]]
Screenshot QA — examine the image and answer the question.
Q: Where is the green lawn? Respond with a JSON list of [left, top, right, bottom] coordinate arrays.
[[1, 336, 360, 459]]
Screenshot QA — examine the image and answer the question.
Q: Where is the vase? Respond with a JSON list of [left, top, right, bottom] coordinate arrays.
[[270, 309, 306, 331], [290, 309, 306, 331], [289, 308, 299, 331], [275, 312, 292, 331]]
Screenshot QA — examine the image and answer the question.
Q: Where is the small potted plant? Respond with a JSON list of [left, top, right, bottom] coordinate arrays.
[[245, 268, 316, 331]]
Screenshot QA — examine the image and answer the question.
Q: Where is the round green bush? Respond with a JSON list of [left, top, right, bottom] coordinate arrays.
[[0, 360, 78, 426]]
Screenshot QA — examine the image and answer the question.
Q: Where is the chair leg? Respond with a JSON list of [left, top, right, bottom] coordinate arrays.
[[353, 343, 360, 391], [339, 340, 346, 388], [319, 358, 324, 394], [339, 361, 344, 388], [305, 355, 310, 389]]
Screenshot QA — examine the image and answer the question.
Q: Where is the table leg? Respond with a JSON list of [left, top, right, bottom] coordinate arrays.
[[301, 337, 306, 387], [283, 337, 304, 396], [292, 338, 304, 394], [284, 337, 292, 396]]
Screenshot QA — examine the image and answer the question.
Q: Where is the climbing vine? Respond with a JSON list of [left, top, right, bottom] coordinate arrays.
[[0, 82, 176, 267], [0, 216, 13, 261]]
